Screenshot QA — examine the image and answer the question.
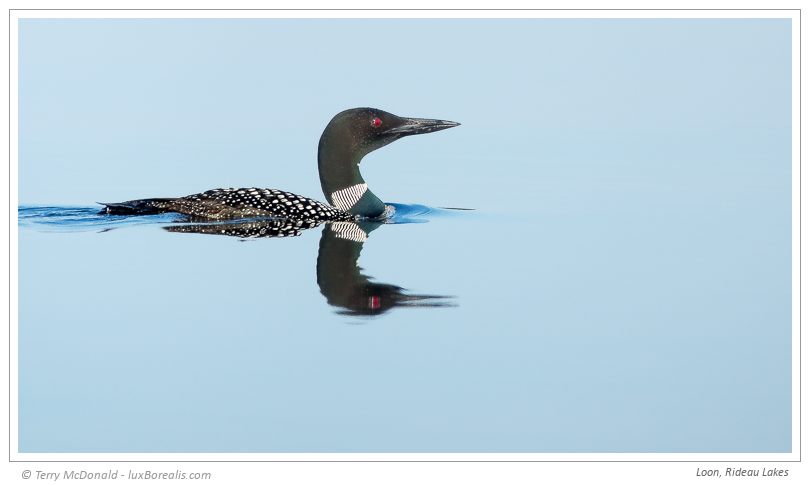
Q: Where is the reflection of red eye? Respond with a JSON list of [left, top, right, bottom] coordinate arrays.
[[372, 117, 382, 128]]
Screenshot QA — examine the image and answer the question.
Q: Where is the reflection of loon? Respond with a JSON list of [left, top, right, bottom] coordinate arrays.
[[317, 221, 454, 316], [101, 108, 459, 221], [165, 220, 455, 316]]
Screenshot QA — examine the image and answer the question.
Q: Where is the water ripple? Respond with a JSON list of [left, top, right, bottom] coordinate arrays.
[[18, 205, 177, 232], [18, 203, 472, 233]]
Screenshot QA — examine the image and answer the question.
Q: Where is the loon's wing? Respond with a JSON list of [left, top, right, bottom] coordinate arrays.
[[101, 187, 353, 221]]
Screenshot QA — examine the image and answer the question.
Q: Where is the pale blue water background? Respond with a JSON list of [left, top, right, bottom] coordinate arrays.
[[18, 19, 791, 452]]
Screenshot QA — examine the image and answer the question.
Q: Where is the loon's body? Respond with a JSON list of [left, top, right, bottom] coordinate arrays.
[[102, 108, 459, 221], [104, 187, 354, 222]]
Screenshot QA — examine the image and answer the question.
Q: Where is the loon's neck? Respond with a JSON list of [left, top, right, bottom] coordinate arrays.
[[318, 132, 386, 218]]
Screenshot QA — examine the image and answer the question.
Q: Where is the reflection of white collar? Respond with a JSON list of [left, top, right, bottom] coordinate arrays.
[[330, 183, 368, 211], [329, 221, 368, 243]]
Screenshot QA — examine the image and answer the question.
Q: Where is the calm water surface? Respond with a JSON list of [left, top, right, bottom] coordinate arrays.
[[18, 184, 791, 453]]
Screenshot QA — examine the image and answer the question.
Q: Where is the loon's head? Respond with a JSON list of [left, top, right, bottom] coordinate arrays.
[[317, 107, 459, 218], [320, 108, 459, 159]]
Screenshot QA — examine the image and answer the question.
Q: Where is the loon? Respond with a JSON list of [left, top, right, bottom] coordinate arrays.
[[101, 108, 459, 221]]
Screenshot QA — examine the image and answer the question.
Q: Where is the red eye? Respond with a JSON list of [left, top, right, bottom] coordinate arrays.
[[372, 117, 382, 128]]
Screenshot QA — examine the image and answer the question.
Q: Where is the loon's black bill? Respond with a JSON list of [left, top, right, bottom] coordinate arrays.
[[384, 117, 460, 136]]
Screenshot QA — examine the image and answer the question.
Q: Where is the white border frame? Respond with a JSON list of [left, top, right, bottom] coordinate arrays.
[[7, 8, 801, 466]]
